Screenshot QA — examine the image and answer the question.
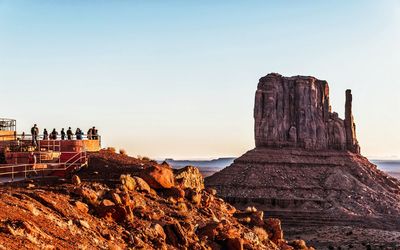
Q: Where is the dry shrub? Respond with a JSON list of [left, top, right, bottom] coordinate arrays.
[[137, 155, 153, 162], [253, 227, 269, 242], [245, 206, 257, 212], [119, 148, 127, 155], [106, 147, 116, 153]]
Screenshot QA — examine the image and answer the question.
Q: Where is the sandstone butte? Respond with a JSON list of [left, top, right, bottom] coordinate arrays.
[[206, 73, 400, 249], [0, 149, 315, 250]]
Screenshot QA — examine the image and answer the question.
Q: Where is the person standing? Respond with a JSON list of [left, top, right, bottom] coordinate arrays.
[[75, 128, 83, 140], [31, 124, 39, 146], [67, 127, 73, 140], [87, 127, 93, 140], [92, 126, 98, 140], [43, 129, 48, 140], [61, 128, 66, 140], [51, 129, 58, 140]]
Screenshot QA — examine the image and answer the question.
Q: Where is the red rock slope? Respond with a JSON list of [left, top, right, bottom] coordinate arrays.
[[0, 150, 313, 250]]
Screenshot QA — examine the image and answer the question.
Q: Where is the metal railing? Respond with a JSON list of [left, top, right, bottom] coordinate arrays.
[[0, 134, 101, 152], [0, 151, 87, 182], [0, 133, 101, 141], [0, 118, 16, 131]]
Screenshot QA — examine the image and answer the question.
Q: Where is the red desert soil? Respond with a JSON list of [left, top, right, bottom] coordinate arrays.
[[0, 150, 313, 250]]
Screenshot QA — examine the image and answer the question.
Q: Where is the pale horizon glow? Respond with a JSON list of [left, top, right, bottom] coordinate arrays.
[[1, 1, 399, 159]]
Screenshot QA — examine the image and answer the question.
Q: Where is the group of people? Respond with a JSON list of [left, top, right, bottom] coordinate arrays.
[[30, 124, 99, 146]]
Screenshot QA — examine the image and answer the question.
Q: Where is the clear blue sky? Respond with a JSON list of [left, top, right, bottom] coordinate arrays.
[[0, 1, 399, 159]]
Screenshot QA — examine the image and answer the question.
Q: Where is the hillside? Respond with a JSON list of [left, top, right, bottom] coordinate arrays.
[[0, 150, 313, 250]]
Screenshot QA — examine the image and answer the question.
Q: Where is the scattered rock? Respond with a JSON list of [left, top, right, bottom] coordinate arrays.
[[264, 218, 283, 244], [160, 187, 185, 202], [111, 192, 122, 205], [175, 166, 204, 191], [101, 199, 115, 207], [132, 176, 151, 193], [79, 220, 90, 229], [72, 175, 81, 185], [164, 221, 188, 247], [75, 201, 89, 213], [225, 237, 243, 250], [140, 165, 175, 189]]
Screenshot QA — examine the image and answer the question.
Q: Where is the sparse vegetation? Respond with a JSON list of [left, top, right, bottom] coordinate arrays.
[[245, 206, 257, 212], [253, 227, 269, 242], [137, 155, 151, 161], [106, 147, 116, 153]]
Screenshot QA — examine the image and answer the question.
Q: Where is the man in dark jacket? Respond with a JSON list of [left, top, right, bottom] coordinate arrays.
[[67, 127, 73, 140], [51, 129, 58, 140], [31, 124, 39, 147], [61, 128, 66, 140]]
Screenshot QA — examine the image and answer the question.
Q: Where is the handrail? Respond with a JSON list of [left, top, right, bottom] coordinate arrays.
[[0, 154, 88, 182], [0, 133, 101, 140], [64, 152, 82, 164], [0, 118, 16, 131]]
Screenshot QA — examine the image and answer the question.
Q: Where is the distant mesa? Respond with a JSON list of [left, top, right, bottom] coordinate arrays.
[[206, 73, 400, 248]]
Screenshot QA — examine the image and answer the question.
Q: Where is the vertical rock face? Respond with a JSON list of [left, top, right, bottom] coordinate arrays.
[[254, 73, 360, 153], [206, 73, 400, 248]]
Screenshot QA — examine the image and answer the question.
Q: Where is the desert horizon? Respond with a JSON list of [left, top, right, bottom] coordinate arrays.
[[1, 1, 400, 249]]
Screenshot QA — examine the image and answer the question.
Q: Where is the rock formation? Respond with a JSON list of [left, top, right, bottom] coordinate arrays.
[[206, 73, 400, 249], [0, 150, 314, 250], [254, 73, 360, 153]]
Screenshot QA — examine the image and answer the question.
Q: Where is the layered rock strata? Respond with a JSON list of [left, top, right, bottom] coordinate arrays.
[[254, 73, 360, 153], [206, 73, 400, 248]]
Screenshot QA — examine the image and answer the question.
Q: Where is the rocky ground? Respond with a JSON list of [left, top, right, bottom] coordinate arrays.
[[287, 226, 400, 249], [0, 149, 313, 250]]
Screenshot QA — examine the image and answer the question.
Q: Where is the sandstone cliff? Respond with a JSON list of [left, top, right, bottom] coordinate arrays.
[[254, 73, 360, 153], [206, 73, 400, 249]]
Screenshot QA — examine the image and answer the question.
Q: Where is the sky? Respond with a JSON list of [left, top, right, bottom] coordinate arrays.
[[0, 1, 399, 159]]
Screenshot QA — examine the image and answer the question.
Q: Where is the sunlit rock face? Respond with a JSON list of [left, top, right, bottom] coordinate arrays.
[[206, 73, 400, 248], [254, 73, 360, 153]]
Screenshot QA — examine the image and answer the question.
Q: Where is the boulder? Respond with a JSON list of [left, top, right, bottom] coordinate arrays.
[[225, 237, 244, 250], [140, 165, 175, 189], [160, 187, 185, 202], [74, 187, 98, 206], [289, 239, 309, 250], [101, 199, 115, 207], [75, 201, 89, 213], [185, 188, 201, 205], [120, 175, 135, 191], [174, 166, 204, 191], [120, 175, 151, 193], [111, 192, 122, 205], [72, 175, 81, 185], [163, 221, 188, 247], [264, 218, 283, 244], [132, 176, 151, 193], [197, 222, 223, 240]]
